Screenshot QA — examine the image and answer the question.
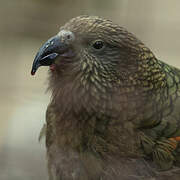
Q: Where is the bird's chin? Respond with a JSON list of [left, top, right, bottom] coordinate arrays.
[[50, 64, 56, 72]]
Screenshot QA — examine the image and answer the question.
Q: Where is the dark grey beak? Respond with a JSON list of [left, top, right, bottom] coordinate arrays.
[[31, 35, 68, 75]]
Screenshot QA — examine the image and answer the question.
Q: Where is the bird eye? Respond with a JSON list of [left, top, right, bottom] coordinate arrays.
[[92, 40, 104, 50]]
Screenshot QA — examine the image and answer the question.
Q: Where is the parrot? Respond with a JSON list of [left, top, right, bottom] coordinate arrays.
[[31, 15, 180, 180]]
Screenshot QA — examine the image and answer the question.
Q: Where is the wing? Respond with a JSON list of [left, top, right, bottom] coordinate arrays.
[[140, 60, 180, 170]]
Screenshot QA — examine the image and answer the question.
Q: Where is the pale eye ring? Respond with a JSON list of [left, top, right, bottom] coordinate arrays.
[[92, 40, 104, 50]]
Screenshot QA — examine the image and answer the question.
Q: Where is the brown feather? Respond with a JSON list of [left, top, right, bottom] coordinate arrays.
[[34, 15, 180, 179]]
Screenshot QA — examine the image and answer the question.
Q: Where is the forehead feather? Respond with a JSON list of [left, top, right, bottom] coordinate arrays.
[[61, 16, 127, 38]]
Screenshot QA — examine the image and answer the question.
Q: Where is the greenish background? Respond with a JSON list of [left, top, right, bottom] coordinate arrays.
[[0, 0, 179, 179]]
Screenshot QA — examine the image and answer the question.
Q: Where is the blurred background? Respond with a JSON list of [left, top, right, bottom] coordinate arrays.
[[0, 0, 179, 179]]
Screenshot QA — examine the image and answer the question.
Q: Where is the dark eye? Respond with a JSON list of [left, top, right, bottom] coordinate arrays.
[[92, 40, 104, 50]]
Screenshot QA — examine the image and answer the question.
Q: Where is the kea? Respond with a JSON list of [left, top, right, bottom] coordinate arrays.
[[31, 16, 180, 180]]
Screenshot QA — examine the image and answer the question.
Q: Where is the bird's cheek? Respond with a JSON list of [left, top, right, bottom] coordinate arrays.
[[59, 49, 76, 62]]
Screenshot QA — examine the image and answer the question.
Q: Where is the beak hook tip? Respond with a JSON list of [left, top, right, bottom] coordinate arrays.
[[31, 70, 36, 76]]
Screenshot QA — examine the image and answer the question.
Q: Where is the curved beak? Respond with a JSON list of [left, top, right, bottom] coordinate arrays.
[[31, 35, 68, 75]]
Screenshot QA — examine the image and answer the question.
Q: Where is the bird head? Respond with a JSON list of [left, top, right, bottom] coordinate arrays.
[[31, 15, 157, 90]]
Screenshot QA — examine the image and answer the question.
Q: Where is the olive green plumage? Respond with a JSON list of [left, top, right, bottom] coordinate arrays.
[[36, 16, 180, 179]]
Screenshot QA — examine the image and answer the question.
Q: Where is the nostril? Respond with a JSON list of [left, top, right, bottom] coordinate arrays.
[[58, 30, 75, 42], [67, 34, 71, 40]]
